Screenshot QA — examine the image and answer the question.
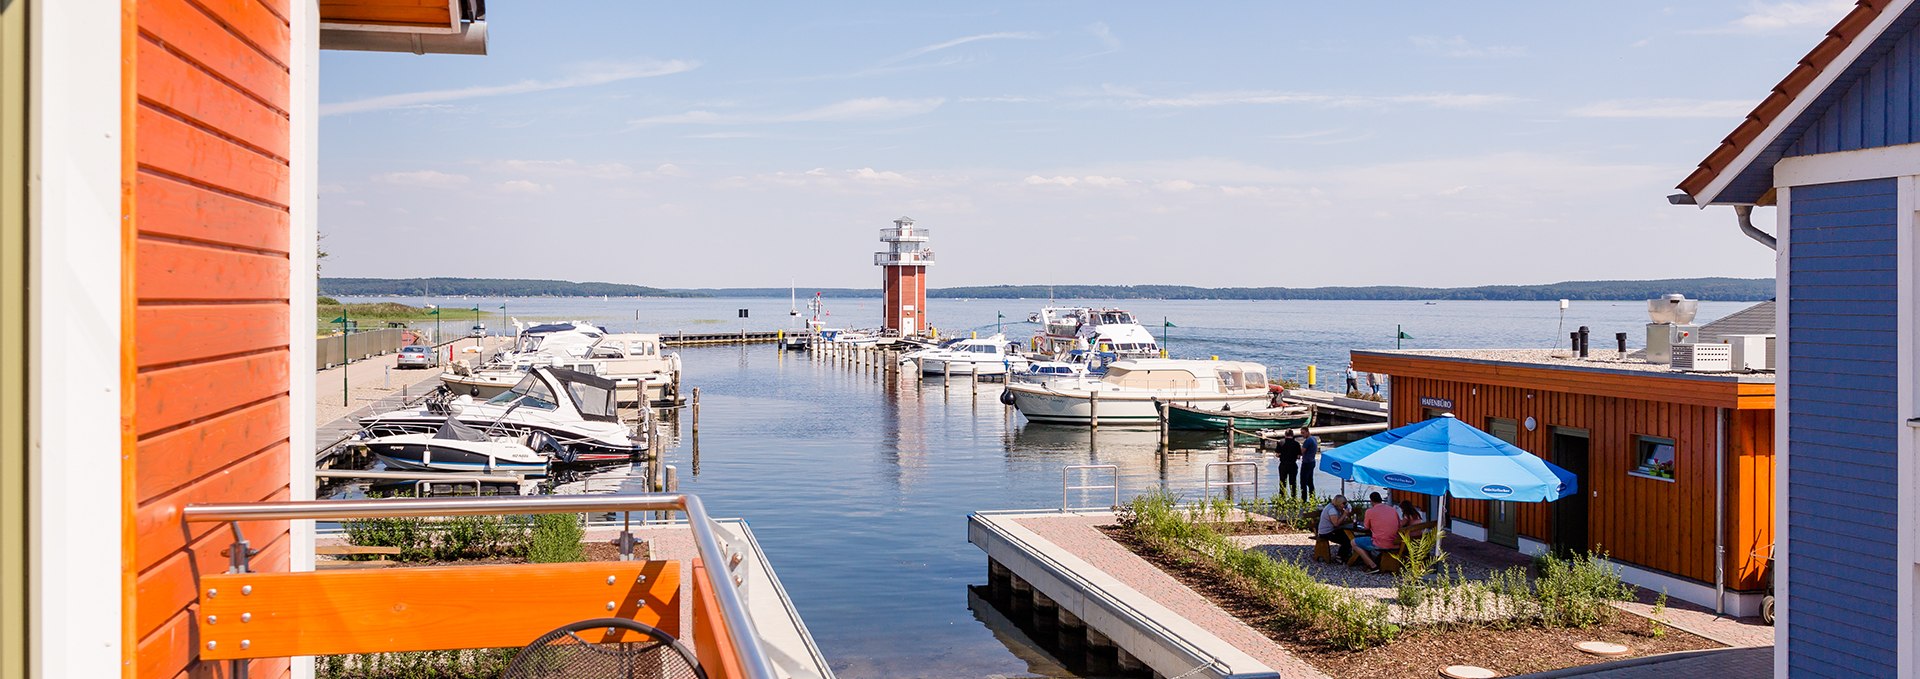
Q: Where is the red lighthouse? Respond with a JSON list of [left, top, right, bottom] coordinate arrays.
[[876, 216, 934, 335]]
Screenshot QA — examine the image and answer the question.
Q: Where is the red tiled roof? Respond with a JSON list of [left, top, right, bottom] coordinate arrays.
[[1677, 1, 1896, 200]]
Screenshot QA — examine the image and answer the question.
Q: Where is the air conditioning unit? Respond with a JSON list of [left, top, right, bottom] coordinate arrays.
[[1720, 334, 1775, 372], [1672, 343, 1732, 372], [1765, 336, 1777, 371]]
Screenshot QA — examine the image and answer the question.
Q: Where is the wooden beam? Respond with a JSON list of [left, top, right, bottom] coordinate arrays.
[[199, 560, 681, 659]]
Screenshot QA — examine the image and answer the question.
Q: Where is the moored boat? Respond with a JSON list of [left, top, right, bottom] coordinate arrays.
[[1163, 402, 1313, 431], [1005, 358, 1270, 426]]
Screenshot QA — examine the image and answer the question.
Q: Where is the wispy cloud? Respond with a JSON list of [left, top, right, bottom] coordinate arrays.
[[1697, 0, 1853, 34], [486, 159, 637, 180], [495, 180, 553, 195], [629, 97, 945, 127], [1569, 98, 1752, 119], [1411, 35, 1527, 58], [879, 31, 1042, 66], [1077, 22, 1122, 58], [320, 60, 698, 116], [372, 170, 469, 188], [1122, 90, 1519, 110]]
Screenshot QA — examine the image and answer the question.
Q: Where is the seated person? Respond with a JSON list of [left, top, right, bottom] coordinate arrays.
[[1398, 499, 1429, 539], [1352, 492, 1403, 571], [1315, 495, 1355, 562]]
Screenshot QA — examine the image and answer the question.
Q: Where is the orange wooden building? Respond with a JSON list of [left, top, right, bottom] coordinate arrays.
[[6, 1, 488, 677], [1352, 341, 1776, 616]]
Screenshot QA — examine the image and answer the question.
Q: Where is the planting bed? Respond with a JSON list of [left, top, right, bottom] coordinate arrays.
[[1102, 525, 1721, 679]]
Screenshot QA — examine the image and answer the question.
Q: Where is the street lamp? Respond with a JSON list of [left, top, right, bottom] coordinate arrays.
[[471, 305, 481, 350]]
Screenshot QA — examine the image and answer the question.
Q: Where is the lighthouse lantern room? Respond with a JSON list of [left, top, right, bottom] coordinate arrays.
[[875, 216, 934, 335]]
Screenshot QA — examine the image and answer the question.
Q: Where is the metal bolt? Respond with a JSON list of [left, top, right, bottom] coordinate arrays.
[[207, 588, 217, 598], [206, 615, 217, 625], [635, 600, 647, 608], [206, 641, 217, 650], [733, 575, 744, 586], [240, 640, 250, 650], [241, 613, 252, 623], [636, 574, 648, 583], [605, 601, 616, 611], [241, 585, 253, 596], [606, 575, 616, 585]]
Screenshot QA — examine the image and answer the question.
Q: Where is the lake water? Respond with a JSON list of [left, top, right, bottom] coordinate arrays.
[[341, 296, 1748, 678]]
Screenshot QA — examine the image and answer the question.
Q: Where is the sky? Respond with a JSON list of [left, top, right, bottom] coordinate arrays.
[[317, 1, 1854, 289]]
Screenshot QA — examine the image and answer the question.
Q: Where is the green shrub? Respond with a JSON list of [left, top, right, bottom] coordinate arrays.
[[1394, 530, 1446, 608], [526, 512, 585, 563], [319, 648, 516, 679], [1532, 550, 1635, 628]]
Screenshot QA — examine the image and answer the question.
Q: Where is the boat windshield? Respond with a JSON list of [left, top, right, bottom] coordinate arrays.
[[487, 373, 559, 411], [548, 367, 621, 423], [1243, 370, 1267, 389]]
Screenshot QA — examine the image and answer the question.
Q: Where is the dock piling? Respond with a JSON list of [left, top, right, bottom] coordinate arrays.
[[691, 387, 701, 434], [1089, 391, 1099, 430]]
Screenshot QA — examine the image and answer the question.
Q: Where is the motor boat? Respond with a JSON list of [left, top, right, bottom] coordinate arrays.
[[358, 416, 558, 476], [440, 320, 607, 399], [816, 328, 879, 347], [583, 333, 683, 405], [362, 367, 643, 463], [1004, 358, 1271, 426], [1029, 306, 1159, 360], [913, 334, 1030, 376], [1009, 360, 1091, 385]]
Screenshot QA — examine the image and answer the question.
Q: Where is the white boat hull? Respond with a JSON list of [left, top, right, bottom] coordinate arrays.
[[1007, 386, 1269, 426], [919, 357, 1030, 376]]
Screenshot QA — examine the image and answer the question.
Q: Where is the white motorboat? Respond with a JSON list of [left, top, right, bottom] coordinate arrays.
[[817, 328, 879, 347], [363, 367, 642, 463], [1029, 306, 1160, 360], [585, 333, 683, 405], [1009, 360, 1090, 384], [440, 320, 606, 398], [913, 334, 1030, 376], [1004, 358, 1270, 426], [358, 416, 556, 476]]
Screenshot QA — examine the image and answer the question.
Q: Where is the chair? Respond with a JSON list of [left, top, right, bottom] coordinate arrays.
[[504, 618, 706, 679]]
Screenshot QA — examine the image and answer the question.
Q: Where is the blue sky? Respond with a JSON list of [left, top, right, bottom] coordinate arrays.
[[318, 1, 1851, 289]]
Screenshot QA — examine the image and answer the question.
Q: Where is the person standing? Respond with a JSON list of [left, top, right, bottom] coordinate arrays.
[[1345, 365, 1359, 394], [1367, 371, 1381, 396], [1276, 431, 1303, 495], [1299, 427, 1320, 498]]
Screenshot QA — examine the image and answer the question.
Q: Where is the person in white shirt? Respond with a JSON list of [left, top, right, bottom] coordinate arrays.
[[1316, 495, 1355, 563]]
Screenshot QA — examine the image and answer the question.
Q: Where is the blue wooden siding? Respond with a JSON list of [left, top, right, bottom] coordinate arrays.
[[1787, 20, 1920, 156], [1787, 177, 1900, 676]]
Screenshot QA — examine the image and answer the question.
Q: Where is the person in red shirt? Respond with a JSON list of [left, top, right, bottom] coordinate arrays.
[[1352, 492, 1402, 572]]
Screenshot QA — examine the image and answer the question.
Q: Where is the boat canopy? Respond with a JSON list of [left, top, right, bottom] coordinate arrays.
[[548, 367, 620, 423], [434, 415, 489, 442]]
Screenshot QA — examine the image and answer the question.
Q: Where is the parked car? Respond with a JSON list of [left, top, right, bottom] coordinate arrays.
[[395, 345, 438, 369], [469, 323, 487, 338]]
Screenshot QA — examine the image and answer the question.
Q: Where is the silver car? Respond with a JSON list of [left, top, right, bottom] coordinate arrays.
[[395, 345, 438, 369]]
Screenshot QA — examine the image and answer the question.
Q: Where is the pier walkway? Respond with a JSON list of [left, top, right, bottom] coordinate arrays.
[[314, 336, 509, 458]]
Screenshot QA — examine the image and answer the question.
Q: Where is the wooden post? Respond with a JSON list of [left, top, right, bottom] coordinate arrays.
[[1157, 400, 1169, 450], [916, 356, 924, 382], [691, 387, 701, 434], [1089, 390, 1100, 430], [970, 364, 978, 394], [943, 359, 951, 384], [1227, 416, 1236, 456]]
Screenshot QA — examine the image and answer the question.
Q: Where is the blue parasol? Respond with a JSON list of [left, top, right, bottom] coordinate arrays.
[[1319, 414, 1577, 554]]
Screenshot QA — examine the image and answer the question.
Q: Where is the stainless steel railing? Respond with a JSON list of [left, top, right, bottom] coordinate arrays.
[[1201, 461, 1259, 500], [1061, 464, 1119, 512], [183, 492, 779, 679]]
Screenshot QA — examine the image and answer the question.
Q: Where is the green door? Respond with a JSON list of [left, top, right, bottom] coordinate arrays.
[[1485, 417, 1520, 549]]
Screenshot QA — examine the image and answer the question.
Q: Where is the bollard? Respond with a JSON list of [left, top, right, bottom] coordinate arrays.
[[1307, 364, 1317, 388], [383, 365, 390, 389]]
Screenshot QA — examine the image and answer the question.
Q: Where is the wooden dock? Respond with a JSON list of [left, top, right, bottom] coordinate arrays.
[[662, 329, 785, 346]]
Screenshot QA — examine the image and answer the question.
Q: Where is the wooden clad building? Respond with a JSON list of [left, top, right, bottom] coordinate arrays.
[[1351, 346, 1776, 616]]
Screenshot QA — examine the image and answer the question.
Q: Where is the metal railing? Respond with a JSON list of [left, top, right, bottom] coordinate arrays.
[[183, 492, 779, 679], [1061, 464, 1119, 512], [1202, 461, 1259, 499], [312, 469, 527, 497]]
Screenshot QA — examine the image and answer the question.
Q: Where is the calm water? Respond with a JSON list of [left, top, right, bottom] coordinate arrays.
[[343, 296, 1746, 678]]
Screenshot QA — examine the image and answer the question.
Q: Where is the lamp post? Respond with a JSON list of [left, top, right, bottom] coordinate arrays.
[[471, 305, 481, 350], [331, 313, 349, 406]]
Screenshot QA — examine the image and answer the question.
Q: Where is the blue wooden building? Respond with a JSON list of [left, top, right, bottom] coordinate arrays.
[[1673, 1, 1920, 675]]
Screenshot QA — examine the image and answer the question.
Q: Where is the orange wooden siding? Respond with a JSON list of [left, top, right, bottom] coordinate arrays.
[[128, 0, 293, 677], [1358, 365, 1776, 592]]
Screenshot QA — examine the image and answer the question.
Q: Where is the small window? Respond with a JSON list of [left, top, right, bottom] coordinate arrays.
[[1632, 436, 1676, 481], [1485, 417, 1520, 445]]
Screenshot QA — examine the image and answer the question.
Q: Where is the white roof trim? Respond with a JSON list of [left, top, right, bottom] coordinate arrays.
[[1694, 0, 1916, 206]]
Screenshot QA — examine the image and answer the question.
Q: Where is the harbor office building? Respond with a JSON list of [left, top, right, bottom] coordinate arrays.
[[1350, 343, 1776, 617], [1671, 0, 1920, 675]]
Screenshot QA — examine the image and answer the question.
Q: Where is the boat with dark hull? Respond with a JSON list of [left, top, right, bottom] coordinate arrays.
[[359, 417, 556, 476], [360, 367, 643, 463], [1163, 402, 1313, 431]]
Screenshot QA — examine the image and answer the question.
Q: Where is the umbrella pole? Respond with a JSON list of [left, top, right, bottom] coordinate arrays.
[[1434, 494, 1447, 559]]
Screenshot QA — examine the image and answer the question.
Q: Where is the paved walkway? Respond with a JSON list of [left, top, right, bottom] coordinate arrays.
[[1016, 512, 1330, 679], [1511, 646, 1770, 678]]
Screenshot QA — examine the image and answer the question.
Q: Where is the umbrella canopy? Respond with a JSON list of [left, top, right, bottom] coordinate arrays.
[[1319, 414, 1578, 502]]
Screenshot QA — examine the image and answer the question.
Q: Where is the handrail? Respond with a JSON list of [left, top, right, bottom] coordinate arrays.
[[1061, 464, 1119, 512], [1202, 461, 1259, 499], [183, 492, 779, 679]]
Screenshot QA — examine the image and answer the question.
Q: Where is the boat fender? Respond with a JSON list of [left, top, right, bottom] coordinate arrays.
[[470, 387, 481, 398], [999, 389, 1016, 406]]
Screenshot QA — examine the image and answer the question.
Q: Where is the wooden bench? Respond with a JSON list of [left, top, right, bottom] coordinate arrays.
[[314, 544, 403, 570]]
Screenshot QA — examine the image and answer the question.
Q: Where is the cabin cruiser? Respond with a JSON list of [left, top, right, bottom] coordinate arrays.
[[1004, 358, 1270, 425], [584, 332, 683, 405], [1029, 306, 1159, 360], [1009, 360, 1091, 384], [912, 334, 1030, 376], [358, 416, 561, 476], [816, 328, 879, 347], [362, 367, 643, 462], [440, 321, 606, 398]]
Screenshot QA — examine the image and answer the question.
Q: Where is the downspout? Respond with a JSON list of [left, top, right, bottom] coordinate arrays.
[[1735, 205, 1778, 251], [1716, 407, 1726, 615]]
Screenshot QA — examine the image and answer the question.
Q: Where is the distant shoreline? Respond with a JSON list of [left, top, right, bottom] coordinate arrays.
[[322, 277, 1775, 302]]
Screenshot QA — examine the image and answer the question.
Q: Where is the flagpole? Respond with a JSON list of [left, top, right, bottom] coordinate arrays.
[[1398, 324, 1403, 350]]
